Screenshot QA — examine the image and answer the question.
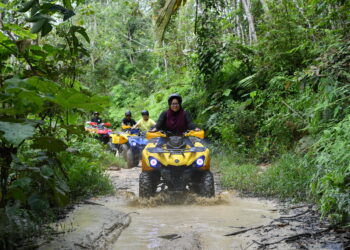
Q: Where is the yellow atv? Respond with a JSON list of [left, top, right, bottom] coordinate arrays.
[[109, 125, 140, 161], [139, 130, 214, 198]]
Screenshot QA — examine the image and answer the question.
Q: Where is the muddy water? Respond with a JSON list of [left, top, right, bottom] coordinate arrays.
[[102, 168, 280, 249]]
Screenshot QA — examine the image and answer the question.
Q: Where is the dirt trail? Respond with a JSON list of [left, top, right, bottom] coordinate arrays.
[[40, 167, 349, 249], [105, 168, 348, 250], [101, 168, 279, 249]]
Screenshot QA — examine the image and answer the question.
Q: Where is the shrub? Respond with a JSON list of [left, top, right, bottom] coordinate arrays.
[[311, 115, 350, 224], [59, 137, 115, 199]]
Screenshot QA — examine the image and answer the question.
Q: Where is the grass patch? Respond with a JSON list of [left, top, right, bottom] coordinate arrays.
[[217, 153, 316, 201], [111, 155, 127, 168], [65, 157, 115, 199]]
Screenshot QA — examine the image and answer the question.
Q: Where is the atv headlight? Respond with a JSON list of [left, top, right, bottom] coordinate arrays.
[[195, 157, 205, 167], [149, 157, 158, 168], [132, 142, 137, 147]]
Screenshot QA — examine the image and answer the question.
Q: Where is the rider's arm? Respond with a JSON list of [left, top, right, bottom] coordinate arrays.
[[121, 118, 127, 126], [155, 111, 167, 131], [134, 119, 141, 128], [185, 112, 197, 130]]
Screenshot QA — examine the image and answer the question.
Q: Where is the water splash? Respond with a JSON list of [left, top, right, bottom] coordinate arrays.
[[115, 190, 233, 207]]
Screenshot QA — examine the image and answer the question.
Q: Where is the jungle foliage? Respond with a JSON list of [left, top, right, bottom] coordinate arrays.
[[0, 0, 114, 247], [78, 0, 349, 225], [1, 0, 350, 245]]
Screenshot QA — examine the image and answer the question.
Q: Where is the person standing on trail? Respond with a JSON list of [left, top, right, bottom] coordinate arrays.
[[91, 112, 102, 124], [152, 93, 200, 135], [133, 110, 156, 131], [121, 111, 136, 127]]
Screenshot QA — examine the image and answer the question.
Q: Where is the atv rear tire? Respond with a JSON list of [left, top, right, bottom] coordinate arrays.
[[126, 149, 139, 168], [139, 171, 158, 198], [120, 144, 128, 160], [107, 141, 117, 152], [199, 171, 215, 197]]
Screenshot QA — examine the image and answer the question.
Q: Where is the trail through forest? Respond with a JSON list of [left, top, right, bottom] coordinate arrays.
[[41, 166, 348, 250], [1, 0, 350, 248]]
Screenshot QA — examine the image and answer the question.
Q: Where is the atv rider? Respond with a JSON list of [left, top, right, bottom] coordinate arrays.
[[152, 93, 200, 135], [133, 110, 156, 131], [121, 111, 136, 127], [91, 112, 102, 124]]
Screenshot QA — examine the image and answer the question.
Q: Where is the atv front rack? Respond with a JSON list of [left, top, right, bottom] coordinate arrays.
[[147, 147, 206, 154]]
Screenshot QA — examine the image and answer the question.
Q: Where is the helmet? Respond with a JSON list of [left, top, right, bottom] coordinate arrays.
[[168, 93, 182, 106], [125, 111, 132, 116], [93, 112, 99, 115], [141, 110, 149, 116]]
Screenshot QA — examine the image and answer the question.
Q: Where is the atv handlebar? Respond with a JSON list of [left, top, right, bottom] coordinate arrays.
[[146, 130, 204, 140]]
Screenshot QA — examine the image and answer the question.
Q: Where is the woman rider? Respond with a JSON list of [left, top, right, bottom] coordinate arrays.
[[152, 93, 199, 135]]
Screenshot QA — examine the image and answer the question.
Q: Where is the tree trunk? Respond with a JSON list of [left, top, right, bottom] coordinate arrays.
[[241, 0, 257, 44], [259, 0, 269, 13], [90, 16, 97, 70], [162, 41, 168, 73], [234, 0, 245, 44], [292, 0, 312, 29]]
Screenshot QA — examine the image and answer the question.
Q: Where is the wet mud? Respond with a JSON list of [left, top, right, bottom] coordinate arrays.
[[105, 168, 349, 250], [102, 168, 278, 249], [41, 167, 349, 249]]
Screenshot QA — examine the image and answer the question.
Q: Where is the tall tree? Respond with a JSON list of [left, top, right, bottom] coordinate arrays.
[[241, 0, 257, 44]]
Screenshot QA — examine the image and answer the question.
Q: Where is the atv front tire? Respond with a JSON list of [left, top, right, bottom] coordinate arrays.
[[199, 171, 215, 197], [126, 149, 139, 168], [139, 171, 158, 198]]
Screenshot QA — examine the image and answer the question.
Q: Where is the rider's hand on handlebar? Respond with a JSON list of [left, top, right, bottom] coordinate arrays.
[[194, 128, 200, 131], [150, 127, 157, 132]]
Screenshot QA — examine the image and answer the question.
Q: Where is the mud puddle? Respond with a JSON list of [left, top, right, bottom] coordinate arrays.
[[101, 168, 280, 249], [43, 167, 348, 249]]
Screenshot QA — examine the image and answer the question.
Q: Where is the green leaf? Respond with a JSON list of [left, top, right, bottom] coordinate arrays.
[[70, 25, 90, 43], [63, 10, 75, 21], [3, 23, 36, 39], [41, 21, 53, 36], [63, 0, 73, 10], [4, 77, 60, 97], [223, 89, 231, 97], [31, 18, 46, 33], [29, 77, 60, 93], [32, 136, 67, 152], [7, 188, 26, 202], [40, 165, 54, 178], [11, 177, 32, 189], [60, 124, 85, 135], [18, 0, 36, 12], [0, 121, 36, 146], [28, 193, 50, 212], [250, 91, 257, 99]]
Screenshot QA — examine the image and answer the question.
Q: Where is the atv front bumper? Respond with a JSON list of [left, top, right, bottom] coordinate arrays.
[[155, 166, 201, 192]]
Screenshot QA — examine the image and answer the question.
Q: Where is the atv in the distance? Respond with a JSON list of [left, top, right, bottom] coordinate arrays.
[[139, 130, 214, 198], [85, 121, 113, 144], [109, 126, 148, 168]]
